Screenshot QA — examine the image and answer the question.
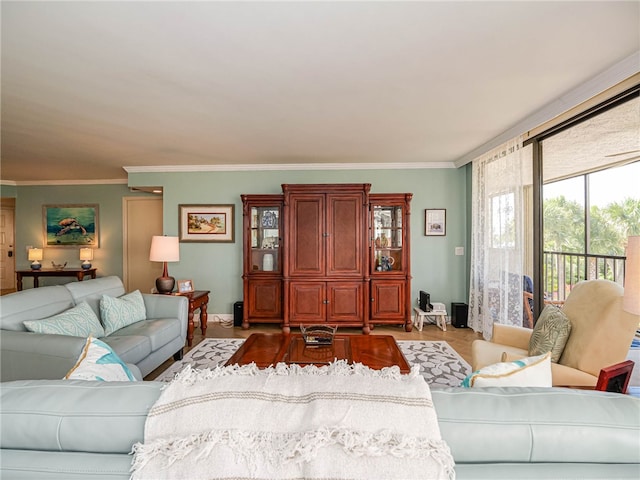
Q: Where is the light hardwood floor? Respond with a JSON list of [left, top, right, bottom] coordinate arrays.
[[146, 321, 482, 381]]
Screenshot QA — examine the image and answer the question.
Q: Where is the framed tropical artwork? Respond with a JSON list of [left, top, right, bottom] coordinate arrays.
[[43, 204, 99, 247], [179, 204, 235, 243]]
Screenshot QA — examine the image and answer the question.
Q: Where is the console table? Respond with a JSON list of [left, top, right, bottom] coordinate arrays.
[[16, 268, 97, 291]]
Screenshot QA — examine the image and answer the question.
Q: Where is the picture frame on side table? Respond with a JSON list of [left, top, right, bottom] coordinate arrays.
[[43, 204, 99, 247], [425, 209, 446, 236], [179, 204, 235, 243], [595, 360, 634, 394], [177, 279, 194, 294]]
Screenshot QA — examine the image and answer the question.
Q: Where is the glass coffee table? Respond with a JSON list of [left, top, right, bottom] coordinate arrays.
[[225, 333, 411, 373]]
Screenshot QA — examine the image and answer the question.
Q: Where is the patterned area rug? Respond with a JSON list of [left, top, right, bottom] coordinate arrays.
[[156, 338, 471, 387]]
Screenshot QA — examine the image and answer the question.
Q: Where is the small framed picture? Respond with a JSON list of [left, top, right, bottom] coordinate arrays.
[[425, 209, 446, 236], [595, 360, 634, 393], [177, 279, 194, 294], [179, 204, 235, 243]]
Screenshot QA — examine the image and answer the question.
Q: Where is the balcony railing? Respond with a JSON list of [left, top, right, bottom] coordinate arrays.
[[543, 251, 627, 302]]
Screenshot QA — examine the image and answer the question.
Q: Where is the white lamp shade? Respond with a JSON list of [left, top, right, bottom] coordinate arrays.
[[623, 236, 640, 316], [28, 248, 43, 261], [149, 236, 180, 262], [79, 248, 93, 261]]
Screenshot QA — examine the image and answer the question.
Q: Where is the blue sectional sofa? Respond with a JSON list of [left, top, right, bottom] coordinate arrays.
[[0, 380, 638, 479], [0, 276, 188, 381]]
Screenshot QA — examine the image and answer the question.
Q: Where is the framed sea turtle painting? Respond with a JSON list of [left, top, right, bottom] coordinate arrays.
[[43, 204, 99, 247]]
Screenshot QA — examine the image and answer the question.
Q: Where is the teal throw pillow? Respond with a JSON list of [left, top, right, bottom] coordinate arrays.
[[100, 290, 146, 335], [23, 301, 105, 337], [528, 304, 571, 362], [65, 337, 136, 381]]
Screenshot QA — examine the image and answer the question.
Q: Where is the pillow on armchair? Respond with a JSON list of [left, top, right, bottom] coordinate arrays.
[[462, 352, 552, 387], [528, 304, 571, 362]]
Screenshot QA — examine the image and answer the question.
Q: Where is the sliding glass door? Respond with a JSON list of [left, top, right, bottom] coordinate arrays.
[[537, 90, 639, 306]]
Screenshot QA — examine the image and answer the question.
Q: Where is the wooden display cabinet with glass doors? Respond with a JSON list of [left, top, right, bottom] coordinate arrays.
[[369, 193, 413, 331], [241, 194, 283, 328]]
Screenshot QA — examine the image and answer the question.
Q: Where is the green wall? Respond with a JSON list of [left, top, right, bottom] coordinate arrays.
[[129, 167, 469, 315], [0, 184, 18, 198], [10, 167, 469, 315], [13, 184, 151, 285]]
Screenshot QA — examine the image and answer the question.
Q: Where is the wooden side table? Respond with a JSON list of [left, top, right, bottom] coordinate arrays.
[[16, 267, 97, 291], [175, 290, 210, 347]]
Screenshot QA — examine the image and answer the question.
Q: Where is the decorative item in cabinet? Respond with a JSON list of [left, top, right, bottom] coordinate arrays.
[[249, 205, 281, 273], [372, 204, 405, 272]]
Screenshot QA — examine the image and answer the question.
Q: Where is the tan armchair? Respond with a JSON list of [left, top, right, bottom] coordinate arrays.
[[473, 279, 639, 387]]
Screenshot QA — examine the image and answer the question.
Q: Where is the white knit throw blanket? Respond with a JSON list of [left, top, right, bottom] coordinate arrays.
[[130, 361, 455, 480]]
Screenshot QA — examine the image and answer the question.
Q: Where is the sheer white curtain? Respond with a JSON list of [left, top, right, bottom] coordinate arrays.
[[469, 137, 530, 340]]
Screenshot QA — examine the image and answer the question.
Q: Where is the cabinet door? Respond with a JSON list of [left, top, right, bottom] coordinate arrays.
[[289, 195, 324, 276], [247, 279, 282, 319], [326, 194, 364, 277], [289, 281, 326, 323], [370, 280, 405, 319], [327, 282, 363, 323], [371, 204, 404, 274], [249, 205, 281, 273]]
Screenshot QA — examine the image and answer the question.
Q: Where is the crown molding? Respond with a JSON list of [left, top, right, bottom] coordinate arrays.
[[124, 162, 456, 174], [7, 179, 128, 186]]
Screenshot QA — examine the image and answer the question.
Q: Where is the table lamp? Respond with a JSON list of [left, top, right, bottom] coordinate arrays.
[[149, 236, 180, 294], [79, 247, 93, 270], [28, 248, 43, 270], [623, 236, 640, 316]]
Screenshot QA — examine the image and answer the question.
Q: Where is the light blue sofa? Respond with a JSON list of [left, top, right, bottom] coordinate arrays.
[[0, 381, 638, 479], [0, 276, 188, 381]]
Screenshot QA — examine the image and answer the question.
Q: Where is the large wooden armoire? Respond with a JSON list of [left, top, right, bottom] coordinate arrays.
[[241, 184, 412, 333]]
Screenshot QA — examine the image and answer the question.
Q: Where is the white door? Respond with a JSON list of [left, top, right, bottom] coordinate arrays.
[[0, 201, 16, 293], [123, 197, 163, 293]]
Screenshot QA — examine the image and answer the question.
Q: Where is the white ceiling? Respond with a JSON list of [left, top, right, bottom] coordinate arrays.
[[1, 1, 639, 183]]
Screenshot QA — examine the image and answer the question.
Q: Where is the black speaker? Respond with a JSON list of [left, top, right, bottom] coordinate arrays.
[[451, 302, 468, 328], [419, 291, 432, 312], [233, 301, 243, 327]]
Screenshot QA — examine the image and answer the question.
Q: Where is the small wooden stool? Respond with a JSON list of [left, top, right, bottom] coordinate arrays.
[[412, 307, 447, 332]]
